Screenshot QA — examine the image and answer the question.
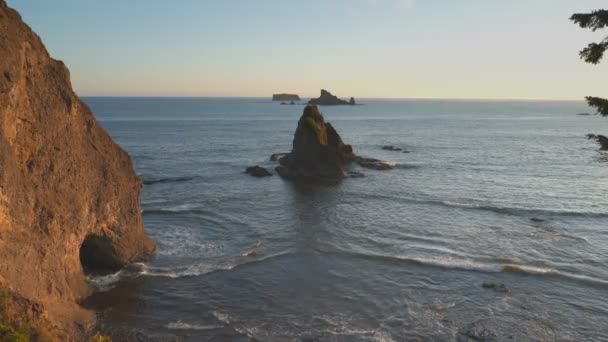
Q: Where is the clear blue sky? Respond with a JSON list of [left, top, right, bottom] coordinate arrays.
[[7, 0, 608, 99]]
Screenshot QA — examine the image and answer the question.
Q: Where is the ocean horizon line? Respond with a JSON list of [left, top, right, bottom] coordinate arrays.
[[78, 95, 587, 102]]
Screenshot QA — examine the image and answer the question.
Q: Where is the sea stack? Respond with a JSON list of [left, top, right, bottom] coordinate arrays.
[[0, 1, 155, 340], [308, 89, 356, 106], [275, 105, 355, 179]]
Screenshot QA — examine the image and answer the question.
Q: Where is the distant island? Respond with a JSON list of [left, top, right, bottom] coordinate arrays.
[[308, 89, 356, 106], [273, 93, 301, 101]]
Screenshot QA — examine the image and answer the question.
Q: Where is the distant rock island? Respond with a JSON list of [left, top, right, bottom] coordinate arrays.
[[273, 105, 393, 179], [273, 93, 301, 101], [308, 89, 356, 106]]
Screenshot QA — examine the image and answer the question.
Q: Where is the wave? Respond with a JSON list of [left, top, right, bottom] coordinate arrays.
[[337, 250, 608, 288], [439, 199, 608, 219], [141, 176, 197, 185], [86, 263, 146, 292], [140, 249, 292, 279], [87, 249, 291, 292], [349, 191, 608, 219], [166, 321, 222, 331]]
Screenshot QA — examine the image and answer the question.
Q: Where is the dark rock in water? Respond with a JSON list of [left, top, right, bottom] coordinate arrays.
[[457, 321, 499, 342], [530, 217, 545, 223], [280, 102, 288, 105], [348, 171, 365, 178], [275, 105, 354, 179], [273, 93, 301, 101], [481, 282, 511, 294], [245, 166, 272, 177], [290, 101, 296, 105], [308, 89, 355, 106], [576, 113, 591, 116], [273, 105, 394, 179], [270, 153, 289, 162], [382, 145, 403, 152], [587, 134, 608, 150], [354, 156, 395, 170]]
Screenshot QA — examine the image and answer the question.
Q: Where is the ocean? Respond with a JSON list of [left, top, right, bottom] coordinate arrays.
[[81, 97, 608, 341]]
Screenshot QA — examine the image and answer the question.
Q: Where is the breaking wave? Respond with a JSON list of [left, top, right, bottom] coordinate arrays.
[[166, 321, 222, 331], [87, 249, 292, 292], [338, 250, 608, 288]]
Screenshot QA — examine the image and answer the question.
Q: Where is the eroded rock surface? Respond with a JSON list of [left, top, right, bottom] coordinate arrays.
[[0, 1, 155, 339]]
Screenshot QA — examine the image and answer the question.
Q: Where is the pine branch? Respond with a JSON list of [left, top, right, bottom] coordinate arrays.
[[570, 10, 608, 31], [586, 96, 608, 116]]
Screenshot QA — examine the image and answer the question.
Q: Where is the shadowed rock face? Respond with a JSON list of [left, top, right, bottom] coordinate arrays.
[[276, 105, 354, 178], [0, 1, 154, 339], [308, 89, 356, 106]]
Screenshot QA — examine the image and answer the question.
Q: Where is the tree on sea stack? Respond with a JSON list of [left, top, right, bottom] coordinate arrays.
[[570, 9, 608, 116]]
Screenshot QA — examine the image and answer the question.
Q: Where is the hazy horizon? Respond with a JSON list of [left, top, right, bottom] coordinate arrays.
[[8, 0, 607, 100]]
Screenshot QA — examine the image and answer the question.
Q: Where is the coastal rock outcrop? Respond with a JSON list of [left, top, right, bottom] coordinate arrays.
[[275, 105, 354, 178], [308, 89, 356, 106], [273, 93, 301, 101], [274, 105, 393, 179], [0, 1, 155, 339]]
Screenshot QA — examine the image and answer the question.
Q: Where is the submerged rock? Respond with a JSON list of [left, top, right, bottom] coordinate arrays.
[[587, 134, 608, 150], [382, 145, 403, 152], [0, 1, 155, 339], [246, 166, 272, 177], [353, 156, 395, 170], [308, 89, 356, 106], [270, 153, 289, 161], [481, 282, 511, 294]]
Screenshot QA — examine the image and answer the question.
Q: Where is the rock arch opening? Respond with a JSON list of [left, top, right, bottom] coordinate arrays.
[[79, 234, 120, 274]]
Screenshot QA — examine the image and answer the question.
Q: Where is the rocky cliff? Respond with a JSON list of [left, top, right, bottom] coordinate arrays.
[[0, 1, 155, 340]]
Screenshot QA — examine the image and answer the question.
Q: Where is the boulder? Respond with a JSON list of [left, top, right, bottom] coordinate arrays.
[[481, 282, 511, 294], [0, 1, 155, 339], [308, 89, 356, 106], [245, 166, 272, 177], [270, 153, 289, 161]]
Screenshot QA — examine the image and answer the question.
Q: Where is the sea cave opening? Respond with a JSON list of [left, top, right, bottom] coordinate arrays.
[[79, 234, 119, 274]]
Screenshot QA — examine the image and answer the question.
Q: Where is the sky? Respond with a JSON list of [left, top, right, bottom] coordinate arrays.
[[6, 0, 608, 99]]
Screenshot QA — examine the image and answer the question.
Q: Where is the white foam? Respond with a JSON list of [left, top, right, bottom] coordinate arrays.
[[166, 321, 222, 331]]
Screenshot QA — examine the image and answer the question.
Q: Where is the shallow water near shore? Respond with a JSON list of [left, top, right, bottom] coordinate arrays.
[[82, 98, 608, 341]]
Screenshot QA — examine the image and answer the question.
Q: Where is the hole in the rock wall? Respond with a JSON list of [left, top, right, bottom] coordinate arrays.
[[80, 234, 120, 274]]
